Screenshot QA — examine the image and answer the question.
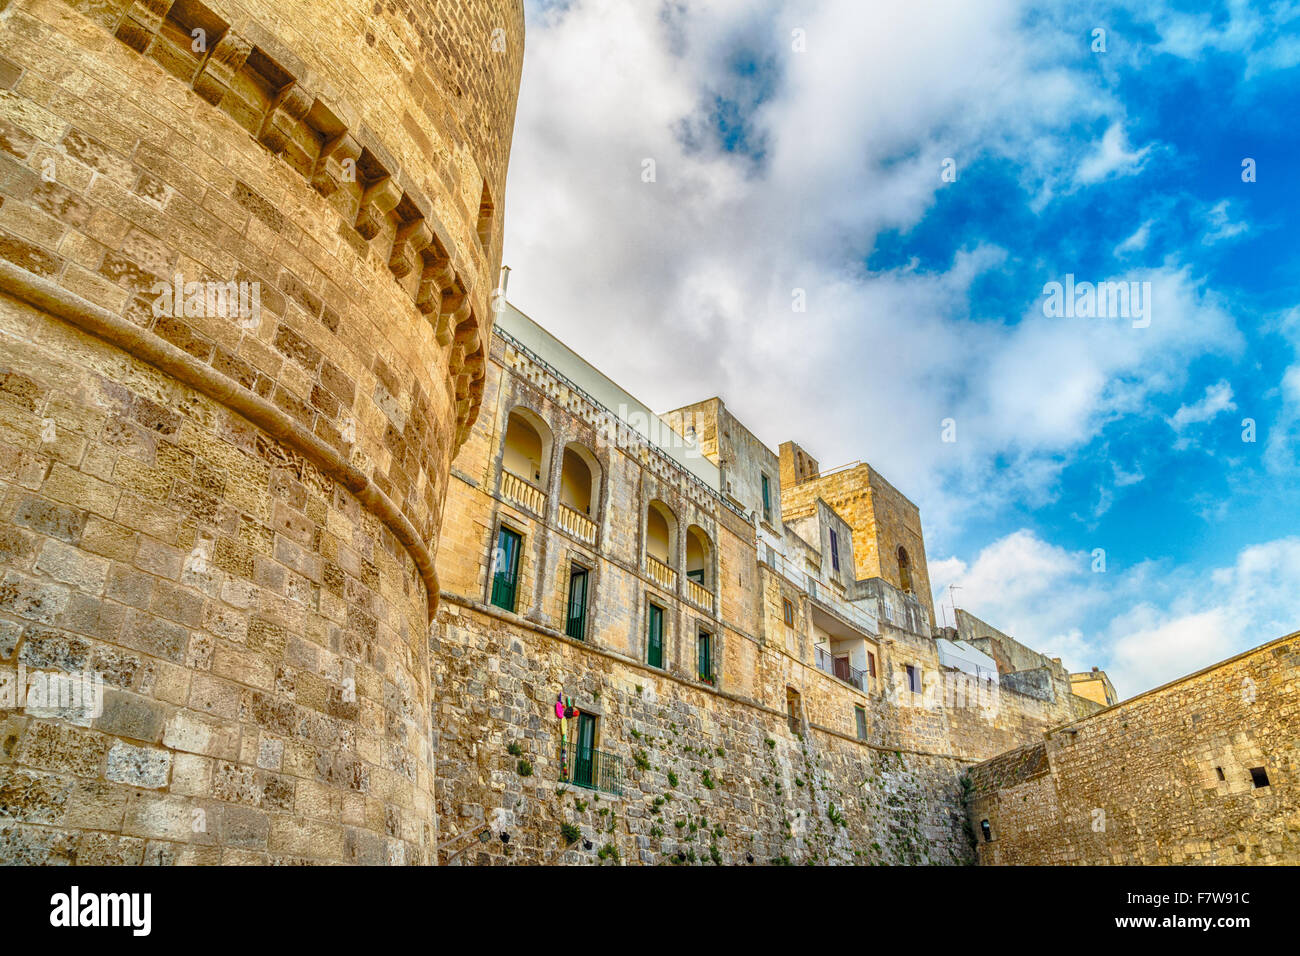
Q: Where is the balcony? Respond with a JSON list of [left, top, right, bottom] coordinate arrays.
[[763, 544, 878, 636], [501, 469, 545, 515], [685, 577, 714, 612], [815, 644, 869, 692], [646, 554, 676, 592], [560, 745, 623, 797], [557, 504, 597, 545]]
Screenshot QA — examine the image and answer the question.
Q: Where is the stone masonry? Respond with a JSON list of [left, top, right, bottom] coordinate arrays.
[[0, 0, 523, 864], [967, 631, 1300, 864]]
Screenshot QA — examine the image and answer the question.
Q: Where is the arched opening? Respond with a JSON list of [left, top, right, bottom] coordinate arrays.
[[897, 545, 913, 594], [559, 443, 601, 516], [645, 500, 676, 565], [685, 525, 712, 588], [502, 407, 551, 488]]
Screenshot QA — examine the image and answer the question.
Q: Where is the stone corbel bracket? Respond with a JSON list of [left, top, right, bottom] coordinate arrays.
[[70, 0, 491, 445]]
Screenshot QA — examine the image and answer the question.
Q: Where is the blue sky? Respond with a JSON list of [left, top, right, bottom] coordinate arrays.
[[504, 0, 1300, 697]]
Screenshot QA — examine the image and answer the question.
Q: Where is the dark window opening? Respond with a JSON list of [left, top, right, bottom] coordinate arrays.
[[782, 598, 794, 628], [905, 664, 921, 694], [854, 705, 867, 741], [1215, 766, 1226, 781], [490, 527, 521, 612], [980, 820, 992, 842], [761, 473, 772, 523], [867, 651, 877, 679], [646, 602, 664, 669], [786, 687, 802, 734], [897, 545, 914, 594], [697, 630, 713, 684], [830, 528, 840, 572], [565, 565, 588, 641], [1250, 766, 1270, 788], [687, 568, 704, 584]]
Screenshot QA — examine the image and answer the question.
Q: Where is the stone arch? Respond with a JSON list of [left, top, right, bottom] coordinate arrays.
[[646, 499, 677, 565], [502, 406, 553, 488], [897, 545, 914, 594], [559, 441, 601, 516], [685, 524, 714, 589]]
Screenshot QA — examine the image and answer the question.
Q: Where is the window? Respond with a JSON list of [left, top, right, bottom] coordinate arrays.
[[490, 527, 521, 612], [761, 473, 772, 523], [565, 565, 588, 641], [572, 712, 597, 788], [854, 705, 867, 741], [1250, 766, 1270, 788], [1215, 766, 1226, 781], [697, 630, 713, 684], [782, 598, 794, 627], [897, 545, 913, 594], [646, 602, 664, 668], [786, 687, 802, 734], [905, 664, 921, 694], [867, 651, 877, 679], [829, 528, 839, 572], [980, 820, 992, 842]]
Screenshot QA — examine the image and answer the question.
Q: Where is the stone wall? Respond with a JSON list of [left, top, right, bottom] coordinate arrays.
[[967, 631, 1300, 865], [781, 460, 935, 624], [0, 0, 523, 863], [433, 600, 976, 866]]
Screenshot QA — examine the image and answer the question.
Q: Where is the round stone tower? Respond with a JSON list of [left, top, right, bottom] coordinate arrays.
[[0, 0, 522, 863]]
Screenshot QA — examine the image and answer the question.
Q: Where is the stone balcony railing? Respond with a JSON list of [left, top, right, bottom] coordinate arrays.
[[501, 470, 546, 515], [685, 577, 714, 613], [646, 554, 676, 592], [557, 504, 597, 545]]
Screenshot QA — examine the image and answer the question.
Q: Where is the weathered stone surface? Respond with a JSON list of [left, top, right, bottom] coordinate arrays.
[[0, 0, 523, 864], [968, 632, 1300, 865]]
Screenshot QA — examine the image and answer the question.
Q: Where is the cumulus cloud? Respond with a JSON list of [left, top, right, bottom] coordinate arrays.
[[932, 530, 1300, 698], [506, 0, 1246, 547], [504, 1, 1292, 706]]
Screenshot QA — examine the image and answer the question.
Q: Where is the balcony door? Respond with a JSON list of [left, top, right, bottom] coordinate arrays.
[[572, 713, 597, 788]]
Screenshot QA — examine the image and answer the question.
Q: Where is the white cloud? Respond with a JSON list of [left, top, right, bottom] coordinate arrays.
[[1114, 219, 1152, 257], [505, 1, 1246, 553], [1201, 199, 1249, 245], [931, 530, 1300, 699], [1074, 122, 1152, 185], [1168, 379, 1236, 438]]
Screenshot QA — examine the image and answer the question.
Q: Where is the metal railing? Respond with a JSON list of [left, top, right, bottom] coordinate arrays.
[[501, 469, 545, 515], [763, 544, 878, 636], [557, 503, 597, 544], [646, 554, 676, 592], [815, 645, 868, 692], [561, 745, 623, 796]]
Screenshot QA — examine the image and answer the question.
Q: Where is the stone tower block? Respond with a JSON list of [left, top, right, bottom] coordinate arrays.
[[0, 0, 523, 863]]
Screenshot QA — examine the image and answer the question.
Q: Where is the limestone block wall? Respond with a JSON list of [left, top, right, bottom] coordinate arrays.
[[0, 0, 523, 863], [432, 601, 977, 866], [967, 632, 1300, 865]]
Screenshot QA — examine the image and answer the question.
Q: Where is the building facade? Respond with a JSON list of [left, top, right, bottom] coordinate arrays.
[[431, 303, 1110, 864], [0, 0, 523, 864]]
